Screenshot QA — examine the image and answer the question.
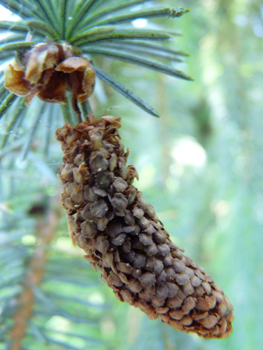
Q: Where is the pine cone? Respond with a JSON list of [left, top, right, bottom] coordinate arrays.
[[56, 115, 234, 339]]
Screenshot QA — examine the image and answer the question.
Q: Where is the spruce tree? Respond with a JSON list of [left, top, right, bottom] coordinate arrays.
[[0, 1, 235, 349]]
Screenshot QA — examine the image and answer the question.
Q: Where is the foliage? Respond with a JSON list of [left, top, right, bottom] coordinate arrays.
[[0, 0, 191, 125]]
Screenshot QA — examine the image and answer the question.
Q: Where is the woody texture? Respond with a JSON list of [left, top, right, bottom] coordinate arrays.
[[56, 115, 234, 339]]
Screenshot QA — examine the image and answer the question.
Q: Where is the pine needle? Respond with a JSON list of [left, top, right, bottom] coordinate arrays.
[[0, 21, 28, 33], [94, 65, 160, 118], [0, 41, 33, 53], [78, 0, 153, 29], [86, 7, 189, 28], [19, 103, 45, 161], [59, 0, 67, 40], [83, 47, 193, 81], [66, 0, 101, 40], [72, 29, 172, 46], [26, 20, 59, 40], [0, 98, 25, 149], [0, 93, 18, 120]]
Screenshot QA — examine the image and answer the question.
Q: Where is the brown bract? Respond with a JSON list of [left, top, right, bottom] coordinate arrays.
[[4, 42, 95, 106]]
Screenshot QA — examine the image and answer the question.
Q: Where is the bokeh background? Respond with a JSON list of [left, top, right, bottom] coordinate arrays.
[[1, 0, 263, 349]]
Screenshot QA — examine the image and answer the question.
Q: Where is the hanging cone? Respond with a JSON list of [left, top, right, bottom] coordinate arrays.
[[56, 115, 233, 339]]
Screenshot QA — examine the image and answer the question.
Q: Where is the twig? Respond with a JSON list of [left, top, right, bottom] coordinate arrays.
[[8, 198, 61, 350]]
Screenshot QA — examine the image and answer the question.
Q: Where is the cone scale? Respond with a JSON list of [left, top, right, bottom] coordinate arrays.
[[56, 115, 233, 339]]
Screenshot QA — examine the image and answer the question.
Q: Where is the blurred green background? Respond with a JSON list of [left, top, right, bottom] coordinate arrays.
[[1, 0, 263, 349]]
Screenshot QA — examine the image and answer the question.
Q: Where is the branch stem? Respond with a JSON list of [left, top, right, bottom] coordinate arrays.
[[60, 100, 71, 125], [9, 201, 60, 350]]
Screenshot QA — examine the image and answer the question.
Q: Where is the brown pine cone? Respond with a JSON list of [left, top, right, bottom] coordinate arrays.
[[56, 115, 234, 339]]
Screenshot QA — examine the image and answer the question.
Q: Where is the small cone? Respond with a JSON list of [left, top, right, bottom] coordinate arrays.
[[56, 115, 233, 339]]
